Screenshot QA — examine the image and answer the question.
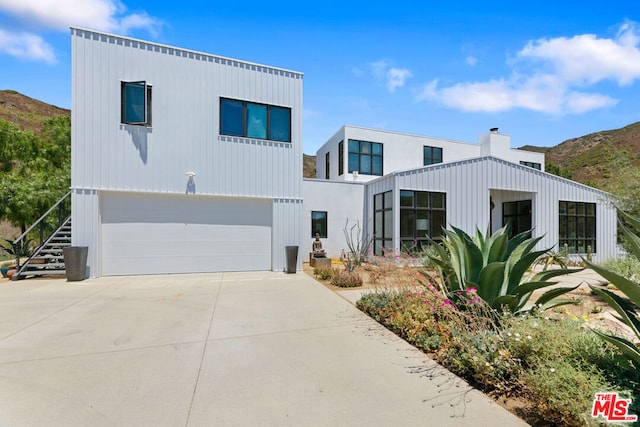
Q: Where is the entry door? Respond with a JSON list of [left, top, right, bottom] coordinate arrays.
[[502, 200, 532, 237]]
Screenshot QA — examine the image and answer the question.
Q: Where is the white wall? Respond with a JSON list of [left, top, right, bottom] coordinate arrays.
[[393, 157, 617, 262], [315, 125, 545, 182], [71, 28, 304, 275], [303, 179, 366, 259]]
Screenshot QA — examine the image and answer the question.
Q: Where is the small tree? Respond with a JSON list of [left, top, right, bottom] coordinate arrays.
[[343, 219, 373, 267]]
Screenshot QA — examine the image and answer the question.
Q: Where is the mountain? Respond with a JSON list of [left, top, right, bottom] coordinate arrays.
[[0, 90, 69, 133], [303, 153, 316, 178], [521, 121, 640, 188]]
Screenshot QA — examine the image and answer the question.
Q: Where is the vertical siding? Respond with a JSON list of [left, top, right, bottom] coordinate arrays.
[[71, 189, 100, 277], [392, 157, 617, 261], [71, 28, 303, 200], [272, 199, 303, 271]]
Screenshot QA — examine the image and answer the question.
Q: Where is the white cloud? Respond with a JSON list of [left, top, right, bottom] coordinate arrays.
[[0, 29, 55, 63], [367, 60, 412, 94], [387, 67, 412, 93], [465, 55, 477, 66], [419, 21, 640, 114], [0, 0, 162, 35]]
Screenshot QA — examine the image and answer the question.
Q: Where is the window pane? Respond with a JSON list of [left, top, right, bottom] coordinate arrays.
[[519, 200, 532, 215], [359, 155, 371, 174], [400, 209, 414, 238], [559, 201, 567, 215], [568, 202, 576, 215], [384, 191, 393, 209], [348, 139, 359, 152], [431, 211, 446, 237], [586, 204, 596, 216], [416, 211, 429, 235], [311, 211, 327, 238], [360, 141, 371, 154], [434, 147, 442, 162], [372, 143, 383, 155], [372, 155, 383, 175], [577, 203, 585, 215], [123, 82, 146, 123], [586, 217, 596, 238], [348, 153, 359, 173], [246, 103, 267, 139], [384, 211, 393, 239], [400, 190, 414, 207], [374, 193, 382, 211], [431, 193, 445, 209], [374, 239, 383, 256], [559, 216, 568, 238], [416, 192, 429, 208], [375, 212, 383, 238], [503, 202, 516, 215], [220, 99, 243, 136], [269, 106, 290, 142], [568, 217, 576, 238]]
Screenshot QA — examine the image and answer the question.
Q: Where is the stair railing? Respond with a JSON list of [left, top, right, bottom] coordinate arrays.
[[11, 191, 71, 271]]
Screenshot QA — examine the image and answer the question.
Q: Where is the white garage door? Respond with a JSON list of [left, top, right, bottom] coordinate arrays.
[[101, 192, 272, 275]]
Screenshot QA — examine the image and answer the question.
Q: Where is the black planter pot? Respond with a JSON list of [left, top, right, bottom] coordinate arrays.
[[63, 246, 88, 281]]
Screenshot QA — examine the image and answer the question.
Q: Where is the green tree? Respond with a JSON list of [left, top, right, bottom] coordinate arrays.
[[0, 116, 70, 234]]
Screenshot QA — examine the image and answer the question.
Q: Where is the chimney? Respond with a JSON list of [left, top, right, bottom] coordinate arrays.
[[490, 127, 499, 133]]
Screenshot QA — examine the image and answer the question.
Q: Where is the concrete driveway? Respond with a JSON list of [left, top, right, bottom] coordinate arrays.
[[0, 272, 526, 426]]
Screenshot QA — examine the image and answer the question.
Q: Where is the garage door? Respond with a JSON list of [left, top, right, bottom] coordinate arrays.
[[101, 192, 272, 275]]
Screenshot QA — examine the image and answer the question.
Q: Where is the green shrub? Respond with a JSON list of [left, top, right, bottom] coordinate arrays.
[[425, 225, 581, 313], [331, 271, 363, 288], [313, 267, 336, 280], [600, 255, 640, 284], [586, 208, 640, 368]]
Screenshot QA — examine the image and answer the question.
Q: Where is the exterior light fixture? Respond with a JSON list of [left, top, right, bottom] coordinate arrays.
[[352, 171, 359, 180], [186, 171, 196, 178]]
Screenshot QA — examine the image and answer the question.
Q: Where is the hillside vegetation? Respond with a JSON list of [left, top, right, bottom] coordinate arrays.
[[0, 90, 69, 133], [521, 121, 640, 189]]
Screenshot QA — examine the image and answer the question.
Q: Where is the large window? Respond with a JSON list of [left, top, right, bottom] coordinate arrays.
[[400, 190, 446, 253], [338, 140, 344, 176], [520, 161, 541, 170], [311, 211, 328, 238], [121, 81, 152, 126], [559, 201, 596, 253], [423, 146, 443, 166], [220, 98, 291, 142], [374, 191, 393, 255], [502, 200, 532, 238], [348, 139, 383, 176], [325, 152, 330, 180]]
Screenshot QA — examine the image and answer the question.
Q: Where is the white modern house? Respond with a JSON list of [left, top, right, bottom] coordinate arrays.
[[305, 126, 617, 261], [71, 28, 303, 276], [71, 28, 617, 277]]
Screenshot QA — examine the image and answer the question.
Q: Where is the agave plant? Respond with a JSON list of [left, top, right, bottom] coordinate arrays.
[[425, 225, 581, 313], [586, 208, 640, 367]]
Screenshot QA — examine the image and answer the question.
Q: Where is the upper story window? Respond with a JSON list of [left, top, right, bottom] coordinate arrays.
[[520, 161, 541, 170], [220, 98, 291, 142], [348, 139, 383, 176], [423, 146, 442, 166], [325, 152, 330, 180], [338, 140, 344, 176], [121, 81, 152, 126]]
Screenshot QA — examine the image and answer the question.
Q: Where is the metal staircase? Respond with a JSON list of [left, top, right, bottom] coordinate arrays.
[[11, 192, 71, 280]]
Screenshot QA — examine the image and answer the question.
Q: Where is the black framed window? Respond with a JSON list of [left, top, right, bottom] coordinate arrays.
[[220, 98, 291, 142], [399, 190, 446, 253], [348, 139, 383, 176], [338, 140, 344, 176], [423, 146, 443, 166], [121, 81, 152, 126], [559, 201, 596, 253], [502, 200, 532, 238], [325, 152, 330, 180], [374, 191, 393, 255], [520, 161, 541, 170], [311, 211, 328, 238]]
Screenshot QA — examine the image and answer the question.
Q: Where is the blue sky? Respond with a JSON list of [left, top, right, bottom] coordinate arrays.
[[1, 1, 639, 154]]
